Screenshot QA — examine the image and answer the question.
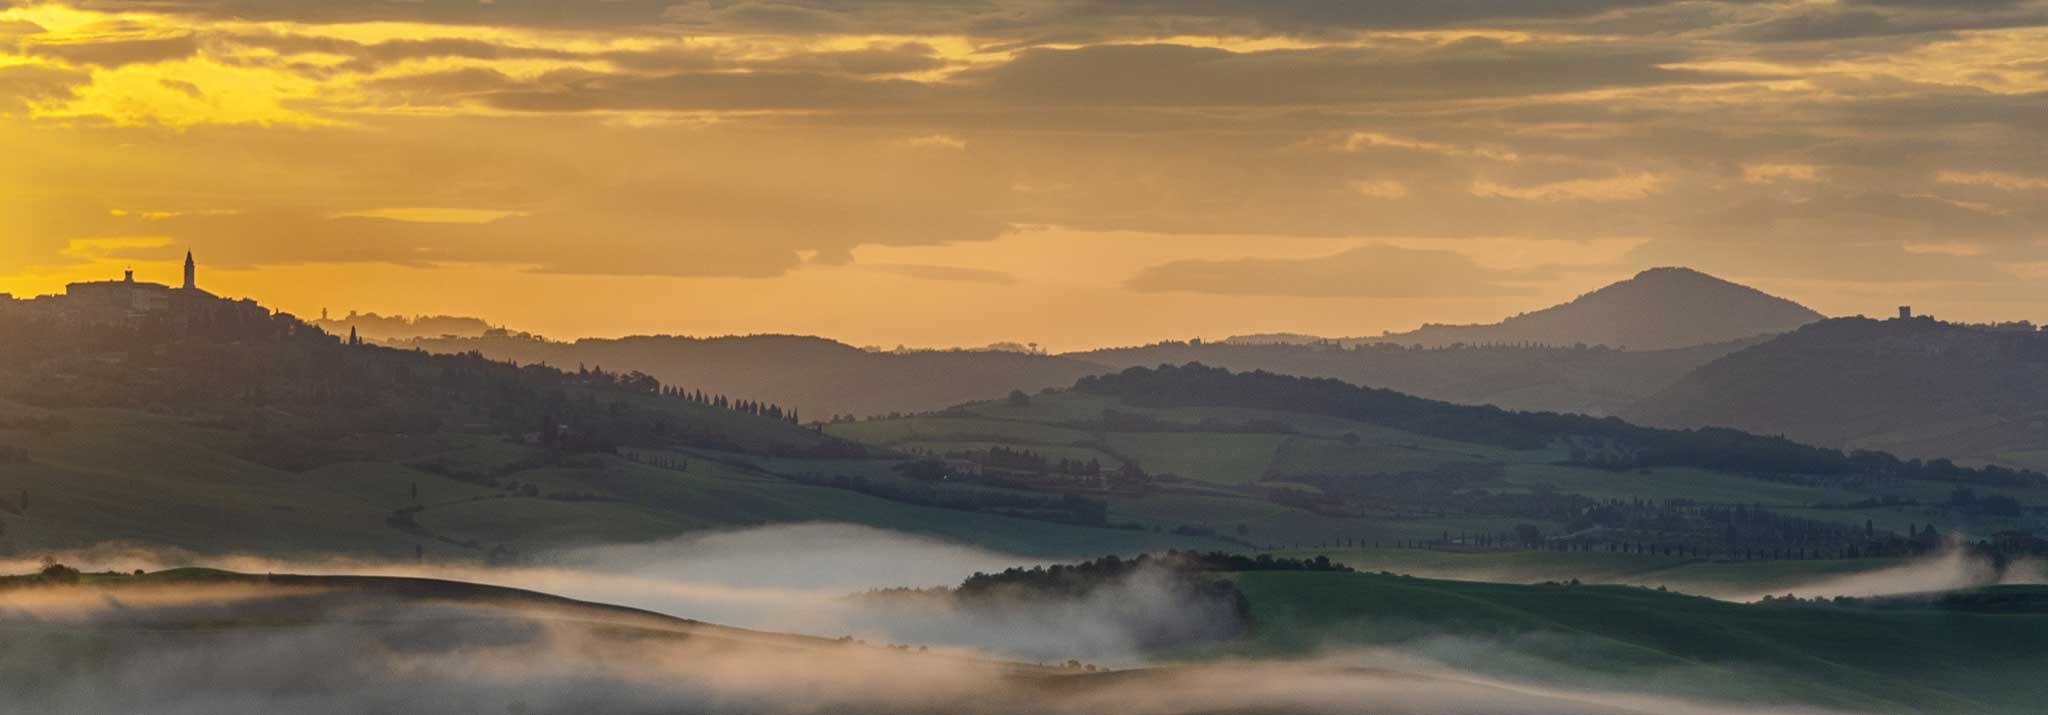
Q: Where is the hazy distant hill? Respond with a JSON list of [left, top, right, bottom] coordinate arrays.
[[1232, 267, 1823, 351], [1075, 339, 1755, 416], [309, 311, 498, 341], [1629, 316, 2048, 468], [403, 333, 1107, 419]]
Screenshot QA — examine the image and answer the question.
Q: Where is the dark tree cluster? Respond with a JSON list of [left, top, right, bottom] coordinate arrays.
[[930, 446, 1108, 481], [953, 551, 1348, 602]]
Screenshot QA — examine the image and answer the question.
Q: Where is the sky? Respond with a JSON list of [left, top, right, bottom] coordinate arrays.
[[0, 0, 2043, 350]]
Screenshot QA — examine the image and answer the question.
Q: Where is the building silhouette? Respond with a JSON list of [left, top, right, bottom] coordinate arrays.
[[1, 251, 266, 328]]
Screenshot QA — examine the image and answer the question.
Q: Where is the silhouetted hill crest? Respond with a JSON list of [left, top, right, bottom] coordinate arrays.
[[1382, 267, 1823, 351], [1226, 267, 1822, 352]]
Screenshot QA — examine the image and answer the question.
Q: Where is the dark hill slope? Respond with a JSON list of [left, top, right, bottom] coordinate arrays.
[[0, 303, 1217, 559], [404, 333, 1107, 419], [1629, 317, 2048, 466]]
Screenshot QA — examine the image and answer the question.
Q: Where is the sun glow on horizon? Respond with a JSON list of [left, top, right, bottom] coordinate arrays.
[[0, 1, 2044, 346]]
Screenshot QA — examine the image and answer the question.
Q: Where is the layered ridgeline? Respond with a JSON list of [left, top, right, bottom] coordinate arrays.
[[1630, 316, 2048, 470], [1233, 267, 1823, 351], [400, 333, 1105, 420], [391, 267, 1816, 420], [1079, 268, 1816, 416], [0, 296, 1217, 560]]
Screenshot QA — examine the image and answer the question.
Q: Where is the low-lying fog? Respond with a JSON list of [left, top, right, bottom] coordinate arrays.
[[1721, 541, 2047, 602], [4, 524, 2039, 655], [5, 524, 1183, 663], [0, 580, 1845, 715], [0, 523, 2035, 714]]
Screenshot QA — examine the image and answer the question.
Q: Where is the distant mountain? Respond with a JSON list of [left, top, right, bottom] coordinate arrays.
[[402, 333, 1108, 419], [1628, 316, 2048, 468], [1074, 339, 1756, 416], [1229, 267, 1823, 352], [1382, 267, 1823, 350]]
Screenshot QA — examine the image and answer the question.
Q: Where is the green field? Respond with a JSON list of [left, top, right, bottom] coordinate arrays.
[[1218, 571, 2048, 714], [828, 415, 1094, 447], [1269, 436, 1492, 479], [1100, 432, 1290, 485]]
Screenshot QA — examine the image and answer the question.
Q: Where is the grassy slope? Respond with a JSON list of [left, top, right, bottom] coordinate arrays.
[[1225, 571, 2048, 714], [1101, 432, 1290, 485], [0, 404, 1226, 560]]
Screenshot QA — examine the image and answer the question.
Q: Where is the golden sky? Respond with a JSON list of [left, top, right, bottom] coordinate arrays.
[[1, 0, 2045, 349]]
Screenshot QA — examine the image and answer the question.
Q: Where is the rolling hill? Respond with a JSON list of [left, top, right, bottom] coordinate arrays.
[[0, 303, 1221, 560], [1629, 315, 2048, 469], [829, 364, 2048, 562]]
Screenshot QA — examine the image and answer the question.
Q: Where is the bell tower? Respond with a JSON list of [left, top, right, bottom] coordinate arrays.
[[183, 250, 196, 290]]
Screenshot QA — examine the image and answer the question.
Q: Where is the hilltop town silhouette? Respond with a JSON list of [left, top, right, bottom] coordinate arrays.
[[0, 252, 270, 328]]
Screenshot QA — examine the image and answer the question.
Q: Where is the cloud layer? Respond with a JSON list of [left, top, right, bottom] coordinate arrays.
[[1, 0, 2045, 343]]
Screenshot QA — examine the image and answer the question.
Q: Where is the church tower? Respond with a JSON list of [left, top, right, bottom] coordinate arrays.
[[183, 250, 196, 290]]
